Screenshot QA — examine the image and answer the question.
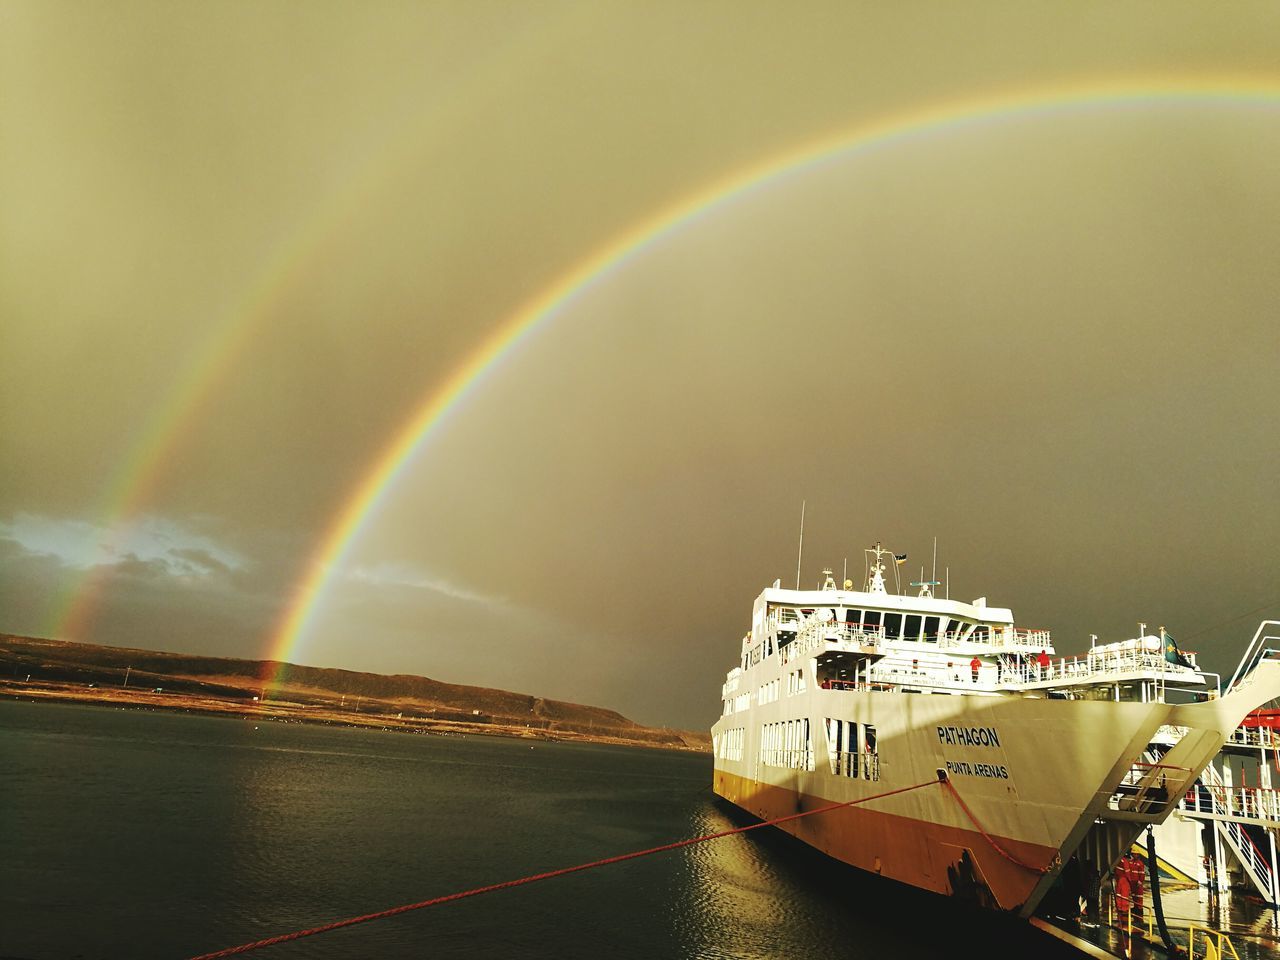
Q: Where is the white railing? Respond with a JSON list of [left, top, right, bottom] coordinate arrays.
[[829, 750, 880, 780], [1184, 763, 1276, 899], [1225, 725, 1280, 749], [1105, 760, 1186, 816], [1181, 780, 1280, 826], [760, 748, 814, 771], [938, 626, 1052, 651], [779, 620, 882, 665], [767, 611, 1050, 652], [1226, 622, 1280, 692], [998, 651, 1207, 690]]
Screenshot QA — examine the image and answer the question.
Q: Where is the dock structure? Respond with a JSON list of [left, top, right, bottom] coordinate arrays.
[[1152, 621, 1280, 906], [1155, 719, 1280, 904]]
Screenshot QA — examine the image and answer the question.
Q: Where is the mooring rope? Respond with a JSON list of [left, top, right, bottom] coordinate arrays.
[[939, 776, 1055, 875], [186, 777, 944, 959]]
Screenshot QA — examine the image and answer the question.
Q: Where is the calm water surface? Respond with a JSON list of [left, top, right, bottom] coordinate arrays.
[[3, 700, 1272, 959]]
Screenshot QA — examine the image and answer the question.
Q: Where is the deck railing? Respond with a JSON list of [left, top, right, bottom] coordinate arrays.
[[1181, 780, 1280, 825], [1105, 760, 1188, 817], [1182, 763, 1276, 900], [760, 748, 814, 771], [1226, 724, 1280, 749], [829, 749, 880, 781], [768, 612, 1052, 654]]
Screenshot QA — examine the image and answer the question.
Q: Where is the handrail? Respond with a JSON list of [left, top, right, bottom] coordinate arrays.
[[760, 748, 814, 771], [1225, 724, 1280, 748], [1097, 759, 1189, 818], [767, 611, 1052, 652], [829, 750, 881, 780], [1226, 622, 1280, 693], [1188, 763, 1275, 897]]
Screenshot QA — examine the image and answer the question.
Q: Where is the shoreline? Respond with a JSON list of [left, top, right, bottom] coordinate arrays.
[[0, 679, 712, 753]]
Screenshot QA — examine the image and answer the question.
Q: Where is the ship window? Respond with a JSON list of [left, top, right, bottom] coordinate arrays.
[[863, 610, 881, 630], [845, 608, 862, 626], [883, 612, 902, 639], [923, 616, 940, 643], [862, 723, 880, 781], [903, 614, 922, 642]]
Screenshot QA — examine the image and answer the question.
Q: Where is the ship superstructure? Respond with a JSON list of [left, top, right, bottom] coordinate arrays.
[[711, 542, 1280, 917]]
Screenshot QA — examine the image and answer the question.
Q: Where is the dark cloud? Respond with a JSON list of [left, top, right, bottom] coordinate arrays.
[[3, 2, 1279, 728]]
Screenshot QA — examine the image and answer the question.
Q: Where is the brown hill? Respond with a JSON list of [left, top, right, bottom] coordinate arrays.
[[0, 634, 710, 751]]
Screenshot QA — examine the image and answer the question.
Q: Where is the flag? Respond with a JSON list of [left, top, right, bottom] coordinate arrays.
[[1164, 632, 1191, 668], [894, 553, 907, 565]]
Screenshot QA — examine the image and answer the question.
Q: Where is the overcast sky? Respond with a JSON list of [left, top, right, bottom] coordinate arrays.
[[3, 2, 1278, 729]]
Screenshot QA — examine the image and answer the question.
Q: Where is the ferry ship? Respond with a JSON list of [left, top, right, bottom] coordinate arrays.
[[710, 542, 1280, 918]]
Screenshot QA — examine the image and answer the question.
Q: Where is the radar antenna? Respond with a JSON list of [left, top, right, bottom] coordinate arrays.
[[864, 542, 889, 594], [910, 573, 941, 599]]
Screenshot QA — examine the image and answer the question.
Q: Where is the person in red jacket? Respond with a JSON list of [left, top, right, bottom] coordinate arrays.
[[1114, 852, 1146, 932]]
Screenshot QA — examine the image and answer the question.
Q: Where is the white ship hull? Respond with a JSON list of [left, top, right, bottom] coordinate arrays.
[[714, 680, 1280, 915], [711, 556, 1280, 918]]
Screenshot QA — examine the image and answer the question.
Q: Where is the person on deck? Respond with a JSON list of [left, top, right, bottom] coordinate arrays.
[[1036, 649, 1051, 680], [970, 656, 981, 683]]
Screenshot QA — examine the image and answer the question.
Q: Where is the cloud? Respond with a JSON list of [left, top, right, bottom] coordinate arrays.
[[345, 562, 505, 606], [0, 512, 244, 575]]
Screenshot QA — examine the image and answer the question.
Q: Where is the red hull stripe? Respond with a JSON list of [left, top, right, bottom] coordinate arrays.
[[714, 769, 1060, 911]]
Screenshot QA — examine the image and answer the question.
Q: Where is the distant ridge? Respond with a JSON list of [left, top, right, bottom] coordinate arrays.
[[0, 634, 710, 751]]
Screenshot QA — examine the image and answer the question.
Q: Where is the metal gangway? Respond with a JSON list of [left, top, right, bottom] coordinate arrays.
[[1179, 760, 1280, 903], [1172, 620, 1280, 903]]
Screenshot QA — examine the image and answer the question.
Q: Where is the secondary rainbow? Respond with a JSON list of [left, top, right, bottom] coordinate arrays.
[[266, 74, 1280, 680], [46, 12, 582, 645]]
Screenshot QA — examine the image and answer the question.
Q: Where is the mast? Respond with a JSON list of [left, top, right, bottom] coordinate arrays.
[[795, 500, 805, 590]]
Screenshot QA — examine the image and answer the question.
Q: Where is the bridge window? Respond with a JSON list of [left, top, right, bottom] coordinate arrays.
[[923, 616, 941, 642], [903, 614, 922, 642], [883, 612, 902, 640]]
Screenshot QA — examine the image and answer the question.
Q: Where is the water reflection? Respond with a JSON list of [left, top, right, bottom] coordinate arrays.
[[672, 796, 1093, 960], [8, 701, 1280, 960]]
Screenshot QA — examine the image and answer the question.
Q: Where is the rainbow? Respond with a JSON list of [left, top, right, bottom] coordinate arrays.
[[265, 74, 1280, 684], [46, 233, 324, 642], [264, 75, 1280, 686], [45, 10, 585, 644]]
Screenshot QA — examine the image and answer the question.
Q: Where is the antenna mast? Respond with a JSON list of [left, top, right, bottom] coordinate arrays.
[[795, 500, 805, 590]]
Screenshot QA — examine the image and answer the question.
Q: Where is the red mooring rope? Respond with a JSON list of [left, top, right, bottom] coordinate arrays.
[[186, 778, 943, 959], [940, 777, 1055, 875], [187, 772, 1059, 959]]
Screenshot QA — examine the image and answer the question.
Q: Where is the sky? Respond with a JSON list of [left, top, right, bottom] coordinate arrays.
[[2, 2, 1278, 729]]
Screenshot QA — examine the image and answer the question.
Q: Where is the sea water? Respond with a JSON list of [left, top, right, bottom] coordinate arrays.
[[2, 699, 1276, 959]]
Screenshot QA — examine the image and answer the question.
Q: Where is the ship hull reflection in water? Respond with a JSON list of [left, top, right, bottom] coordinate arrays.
[[677, 798, 1087, 959]]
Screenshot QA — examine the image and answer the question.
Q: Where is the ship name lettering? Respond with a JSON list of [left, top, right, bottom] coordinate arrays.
[[945, 760, 1009, 780], [935, 725, 1001, 748]]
